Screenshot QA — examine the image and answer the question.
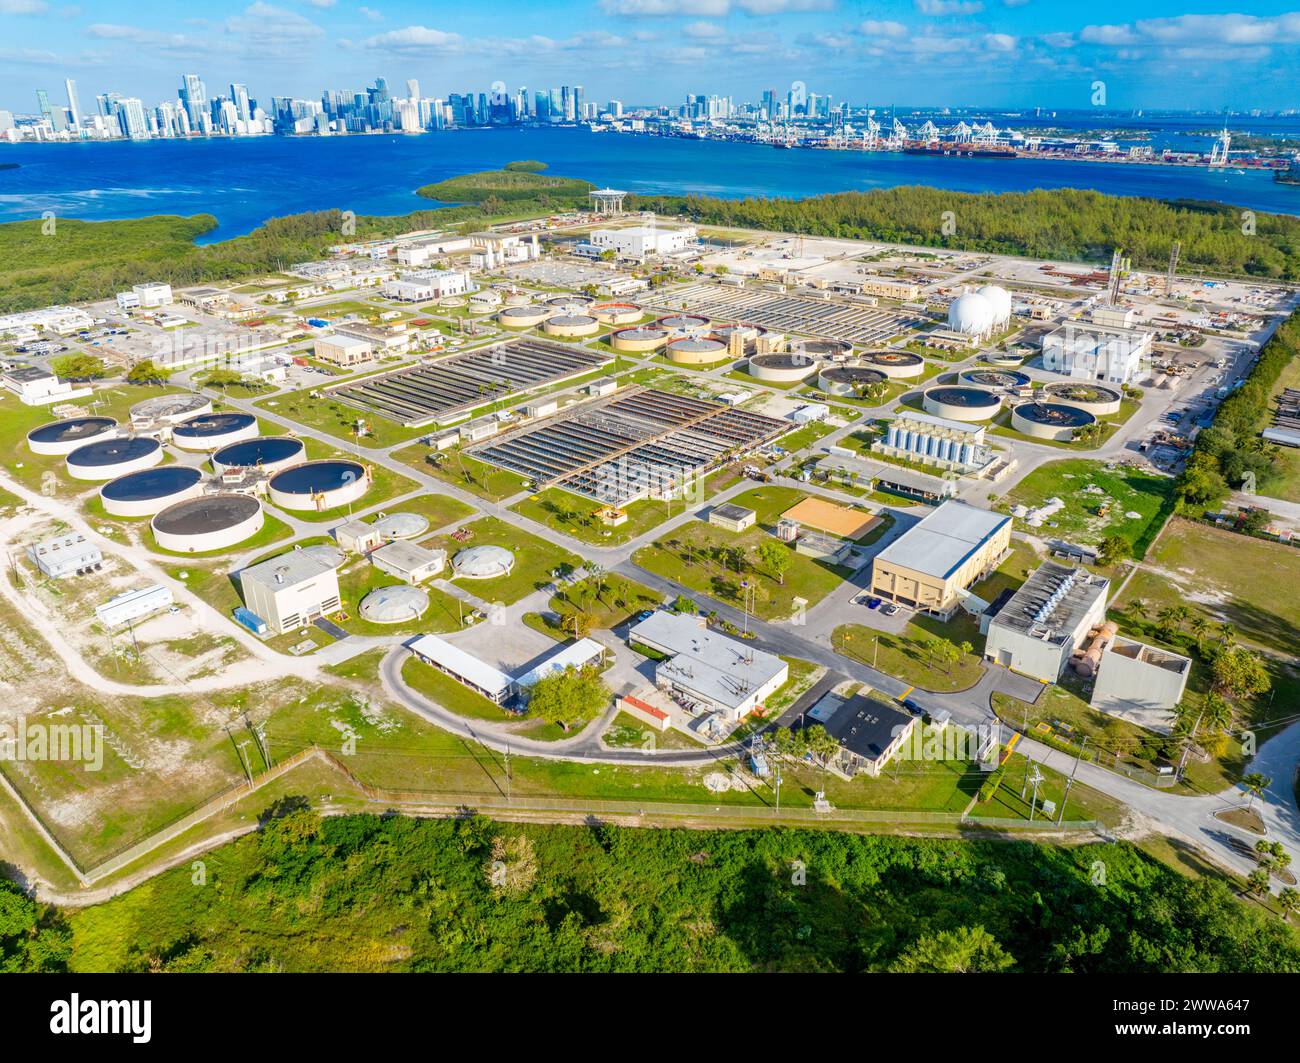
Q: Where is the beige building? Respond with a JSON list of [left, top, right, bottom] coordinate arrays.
[[314, 334, 374, 367], [869, 500, 1011, 618], [239, 548, 342, 635]]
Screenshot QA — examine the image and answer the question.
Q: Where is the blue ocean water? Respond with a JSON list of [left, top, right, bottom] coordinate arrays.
[[0, 125, 1297, 241]]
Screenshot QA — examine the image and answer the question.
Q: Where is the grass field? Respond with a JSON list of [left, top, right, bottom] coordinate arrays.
[[257, 385, 429, 449], [1259, 351, 1300, 503], [511, 487, 685, 546], [998, 458, 1177, 556], [425, 515, 583, 605], [397, 446, 530, 503]]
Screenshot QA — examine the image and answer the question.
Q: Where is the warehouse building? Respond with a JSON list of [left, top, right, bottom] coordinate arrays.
[[27, 532, 103, 579], [369, 540, 447, 584], [314, 333, 374, 367], [238, 547, 343, 635], [708, 503, 756, 532], [869, 500, 1011, 618], [1091, 637, 1191, 734], [627, 611, 787, 723], [514, 638, 607, 702], [96, 584, 174, 628], [381, 268, 472, 302], [984, 562, 1109, 682], [585, 225, 696, 262], [408, 633, 515, 705]]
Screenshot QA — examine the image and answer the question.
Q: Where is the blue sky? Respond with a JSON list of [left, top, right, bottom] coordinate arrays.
[[2, 0, 1299, 111]]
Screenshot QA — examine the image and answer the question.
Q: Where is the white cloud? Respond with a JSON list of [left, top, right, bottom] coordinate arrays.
[[983, 32, 1016, 50], [363, 25, 464, 52], [683, 20, 725, 38], [358, 5, 382, 20], [914, 0, 984, 15], [302, 0, 335, 7], [599, 0, 832, 14], [1079, 13, 1300, 50], [0, 0, 49, 12], [859, 19, 907, 38], [1079, 23, 1138, 45]]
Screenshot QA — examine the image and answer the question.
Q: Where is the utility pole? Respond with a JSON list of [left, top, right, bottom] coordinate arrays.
[[1028, 765, 1043, 822], [1059, 736, 1087, 827], [774, 770, 783, 816]]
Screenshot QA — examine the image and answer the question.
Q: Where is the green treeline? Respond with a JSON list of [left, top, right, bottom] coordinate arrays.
[[416, 165, 593, 204], [631, 186, 1300, 280], [1177, 311, 1300, 508], [44, 811, 1300, 972]]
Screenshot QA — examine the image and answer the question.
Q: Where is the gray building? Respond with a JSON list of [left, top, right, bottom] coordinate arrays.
[[27, 532, 103, 579], [1091, 636, 1191, 734], [984, 562, 1109, 682], [239, 547, 343, 634]]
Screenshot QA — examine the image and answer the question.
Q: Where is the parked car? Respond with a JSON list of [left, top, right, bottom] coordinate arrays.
[[882, 603, 901, 617], [866, 597, 882, 609]]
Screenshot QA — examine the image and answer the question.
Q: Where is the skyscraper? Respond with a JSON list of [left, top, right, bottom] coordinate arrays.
[[64, 78, 82, 132], [230, 83, 251, 123], [180, 74, 207, 128]]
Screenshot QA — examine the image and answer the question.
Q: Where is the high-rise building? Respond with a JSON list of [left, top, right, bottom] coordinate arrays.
[[406, 78, 419, 101], [230, 83, 251, 123], [64, 78, 82, 132], [180, 74, 207, 128]]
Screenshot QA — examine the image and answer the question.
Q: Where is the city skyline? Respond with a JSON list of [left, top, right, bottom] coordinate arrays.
[[1, 2, 1299, 111]]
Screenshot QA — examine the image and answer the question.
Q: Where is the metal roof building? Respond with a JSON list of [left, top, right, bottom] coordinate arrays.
[[408, 633, 515, 704], [984, 561, 1109, 682]]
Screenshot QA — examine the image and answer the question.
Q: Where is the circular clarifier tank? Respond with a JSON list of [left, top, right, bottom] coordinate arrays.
[[591, 302, 642, 325], [151, 493, 265, 553], [1011, 401, 1098, 441], [543, 314, 600, 338], [665, 335, 729, 365], [817, 365, 888, 396], [859, 350, 925, 379], [793, 338, 854, 362], [171, 412, 259, 452], [129, 393, 212, 427], [268, 459, 368, 512], [656, 313, 711, 337], [746, 352, 820, 382], [359, 584, 430, 624], [65, 436, 163, 481], [100, 465, 204, 518], [922, 385, 1002, 422], [609, 326, 670, 352], [27, 416, 117, 456], [211, 436, 306, 476], [497, 305, 550, 329], [1040, 381, 1124, 416], [959, 367, 1031, 390]]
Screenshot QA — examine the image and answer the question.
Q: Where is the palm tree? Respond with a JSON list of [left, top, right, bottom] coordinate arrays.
[[1241, 772, 1271, 809], [1278, 888, 1299, 923], [1128, 598, 1148, 623], [1218, 621, 1237, 649], [1189, 615, 1210, 649]]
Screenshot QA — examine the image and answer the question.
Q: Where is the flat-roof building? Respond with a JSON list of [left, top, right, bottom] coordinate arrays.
[[314, 333, 374, 367], [869, 500, 1011, 618], [708, 503, 756, 532], [369, 540, 447, 584], [984, 562, 1109, 682], [514, 637, 607, 701], [408, 633, 515, 704], [239, 548, 342, 635], [1041, 322, 1152, 386], [628, 611, 787, 722], [96, 584, 173, 628], [27, 532, 103, 579], [1091, 636, 1191, 735], [807, 690, 917, 777]]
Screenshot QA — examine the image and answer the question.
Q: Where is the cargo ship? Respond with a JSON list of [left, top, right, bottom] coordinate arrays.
[[902, 141, 1018, 159]]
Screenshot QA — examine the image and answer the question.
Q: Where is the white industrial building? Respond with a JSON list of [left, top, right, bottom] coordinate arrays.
[[585, 225, 697, 262], [27, 532, 104, 579], [983, 562, 1109, 682], [514, 637, 607, 702], [382, 268, 472, 302], [408, 632, 516, 704], [1040, 322, 1152, 385], [96, 584, 174, 628], [2, 365, 92, 406], [628, 611, 788, 722], [874, 412, 993, 474], [1091, 637, 1191, 734], [115, 282, 173, 311], [369, 541, 447, 584], [467, 232, 541, 269], [239, 547, 343, 635], [0, 305, 96, 338]]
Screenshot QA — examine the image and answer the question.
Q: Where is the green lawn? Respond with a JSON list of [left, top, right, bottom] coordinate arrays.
[[548, 574, 664, 631], [1259, 351, 1300, 503], [834, 622, 984, 692], [256, 386, 429, 449], [334, 562, 466, 637], [633, 520, 847, 621], [426, 515, 584, 605], [510, 487, 685, 546], [341, 487, 475, 533], [997, 458, 1177, 556], [396, 446, 530, 503]]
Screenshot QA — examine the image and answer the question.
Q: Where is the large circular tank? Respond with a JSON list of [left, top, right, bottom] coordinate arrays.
[[543, 314, 600, 338], [451, 544, 515, 579], [211, 436, 306, 475], [959, 367, 1031, 390], [984, 350, 1026, 368], [27, 416, 117, 456], [1040, 381, 1123, 416], [100, 465, 204, 518], [859, 350, 925, 379], [151, 493, 264, 553], [922, 385, 1002, 421], [171, 412, 259, 452], [947, 291, 996, 335], [371, 512, 430, 540], [818, 365, 888, 397], [268, 459, 369, 512], [792, 338, 853, 362], [609, 326, 669, 352], [591, 302, 642, 325], [546, 294, 593, 313], [65, 436, 163, 481], [497, 304, 550, 329], [359, 584, 429, 625], [665, 335, 729, 365], [503, 291, 532, 307], [746, 352, 820, 383], [656, 313, 710, 337], [1011, 401, 1098, 441], [129, 393, 211, 427], [976, 284, 1013, 326]]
